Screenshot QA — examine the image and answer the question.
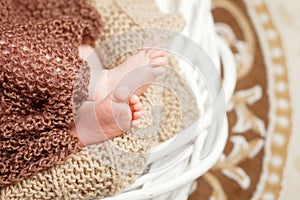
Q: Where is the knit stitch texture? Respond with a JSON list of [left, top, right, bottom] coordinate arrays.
[[0, 0, 198, 199], [0, 0, 102, 186]]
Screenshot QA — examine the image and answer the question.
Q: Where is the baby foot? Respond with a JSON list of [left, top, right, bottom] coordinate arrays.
[[73, 45, 167, 146], [97, 87, 143, 137], [110, 49, 167, 96], [89, 48, 168, 101], [71, 87, 143, 146]]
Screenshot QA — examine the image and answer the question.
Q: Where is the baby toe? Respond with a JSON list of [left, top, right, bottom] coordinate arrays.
[[133, 102, 143, 111], [150, 56, 167, 67], [132, 120, 141, 128], [150, 50, 166, 59], [133, 111, 143, 119], [129, 94, 139, 105]]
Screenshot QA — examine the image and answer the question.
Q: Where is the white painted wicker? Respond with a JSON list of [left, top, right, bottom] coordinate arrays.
[[103, 0, 237, 199]]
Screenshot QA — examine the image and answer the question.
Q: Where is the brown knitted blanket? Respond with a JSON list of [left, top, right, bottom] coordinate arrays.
[[0, 0, 199, 199], [0, 0, 102, 186]]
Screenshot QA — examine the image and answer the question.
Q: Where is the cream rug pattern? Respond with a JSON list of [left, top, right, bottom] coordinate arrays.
[[190, 0, 298, 199]]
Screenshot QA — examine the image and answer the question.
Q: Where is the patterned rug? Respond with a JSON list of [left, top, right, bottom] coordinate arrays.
[[190, 0, 299, 199]]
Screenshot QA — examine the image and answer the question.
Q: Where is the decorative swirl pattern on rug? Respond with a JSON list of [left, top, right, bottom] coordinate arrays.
[[190, 0, 293, 199]]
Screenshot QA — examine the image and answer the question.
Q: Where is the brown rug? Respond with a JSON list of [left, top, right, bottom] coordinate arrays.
[[189, 0, 294, 199]]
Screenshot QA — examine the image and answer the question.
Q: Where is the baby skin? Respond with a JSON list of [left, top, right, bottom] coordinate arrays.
[[71, 45, 167, 146]]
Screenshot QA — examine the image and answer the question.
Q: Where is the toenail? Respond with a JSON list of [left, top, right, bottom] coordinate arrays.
[[130, 95, 139, 103]]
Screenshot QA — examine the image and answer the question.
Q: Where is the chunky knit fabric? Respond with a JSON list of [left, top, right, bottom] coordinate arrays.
[[0, 57, 197, 200], [93, 0, 185, 69], [0, 0, 199, 199], [0, 0, 102, 186]]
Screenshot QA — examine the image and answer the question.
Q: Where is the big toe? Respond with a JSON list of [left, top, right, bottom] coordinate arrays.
[[150, 56, 168, 67], [149, 50, 166, 59]]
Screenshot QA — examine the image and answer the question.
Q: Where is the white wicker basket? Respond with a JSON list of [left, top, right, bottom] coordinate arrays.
[[103, 0, 237, 199]]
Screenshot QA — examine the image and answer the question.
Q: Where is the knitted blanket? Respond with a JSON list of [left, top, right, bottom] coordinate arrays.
[[0, 0, 199, 199], [0, 0, 101, 187]]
